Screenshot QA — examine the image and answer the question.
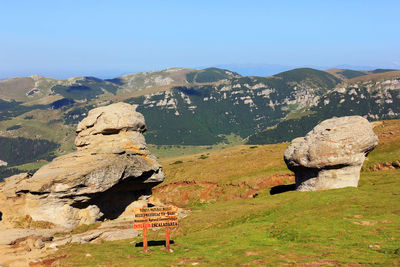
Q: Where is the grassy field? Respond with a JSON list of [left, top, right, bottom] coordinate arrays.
[[52, 170, 400, 266], [148, 134, 244, 159], [0, 108, 76, 155], [14, 161, 49, 171], [158, 143, 289, 185], [348, 70, 400, 83], [47, 120, 400, 266], [363, 120, 400, 171]]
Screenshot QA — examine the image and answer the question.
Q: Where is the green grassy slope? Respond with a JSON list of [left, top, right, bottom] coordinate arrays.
[[53, 171, 400, 266], [0, 108, 76, 179], [49, 120, 400, 266], [274, 68, 341, 89], [363, 120, 400, 170], [0, 76, 61, 103], [325, 68, 398, 81], [186, 68, 240, 83], [337, 69, 367, 79], [0, 77, 35, 101], [52, 77, 119, 100], [0, 99, 47, 121], [371, 69, 398, 74]]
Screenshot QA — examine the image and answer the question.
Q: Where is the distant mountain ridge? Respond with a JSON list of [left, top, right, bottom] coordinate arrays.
[[0, 67, 240, 104], [120, 68, 341, 145], [0, 66, 395, 104], [248, 70, 400, 144], [0, 66, 399, 178], [121, 68, 399, 145]]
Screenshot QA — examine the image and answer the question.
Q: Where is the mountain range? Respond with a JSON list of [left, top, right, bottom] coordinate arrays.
[[0, 66, 399, 178]]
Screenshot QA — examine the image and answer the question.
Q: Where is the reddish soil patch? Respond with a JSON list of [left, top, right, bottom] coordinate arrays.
[[29, 254, 68, 267], [352, 221, 377, 226], [152, 173, 294, 207], [245, 251, 260, 256], [297, 260, 341, 266]]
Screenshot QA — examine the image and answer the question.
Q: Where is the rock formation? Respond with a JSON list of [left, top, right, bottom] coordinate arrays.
[[0, 102, 164, 228], [284, 116, 378, 191]]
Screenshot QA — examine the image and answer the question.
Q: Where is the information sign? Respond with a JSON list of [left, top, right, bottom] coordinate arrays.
[[133, 206, 178, 252]]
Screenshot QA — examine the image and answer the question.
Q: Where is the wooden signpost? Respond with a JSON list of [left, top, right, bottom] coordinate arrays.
[[134, 206, 178, 252]]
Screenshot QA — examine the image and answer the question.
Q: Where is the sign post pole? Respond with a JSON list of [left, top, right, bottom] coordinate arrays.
[[165, 227, 170, 251], [143, 227, 148, 253]]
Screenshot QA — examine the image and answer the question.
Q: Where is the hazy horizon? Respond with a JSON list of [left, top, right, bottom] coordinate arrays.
[[1, 63, 399, 81], [1, 0, 399, 79]]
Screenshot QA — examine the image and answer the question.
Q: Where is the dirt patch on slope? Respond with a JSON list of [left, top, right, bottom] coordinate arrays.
[[152, 173, 294, 207]]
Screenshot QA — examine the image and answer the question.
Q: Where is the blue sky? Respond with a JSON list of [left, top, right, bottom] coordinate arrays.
[[1, 0, 399, 78]]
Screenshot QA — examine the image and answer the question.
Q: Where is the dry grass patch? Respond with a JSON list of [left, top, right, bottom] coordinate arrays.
[[348, 70, 400, 83], [364, 119, 400, 170], [14, 215, 56, 229], [154, 143, 292, 207], [159, 143, 290, 184]]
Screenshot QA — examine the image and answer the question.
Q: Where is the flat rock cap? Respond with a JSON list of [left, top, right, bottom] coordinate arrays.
[[284, 116, 378, 169], [76, 102, 146, 135]]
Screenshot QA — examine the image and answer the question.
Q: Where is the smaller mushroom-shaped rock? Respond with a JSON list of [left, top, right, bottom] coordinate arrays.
[[284, 116, 378, 191]]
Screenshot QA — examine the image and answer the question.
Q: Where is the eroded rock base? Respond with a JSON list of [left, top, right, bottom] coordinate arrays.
[[295, 165, 361, 191]]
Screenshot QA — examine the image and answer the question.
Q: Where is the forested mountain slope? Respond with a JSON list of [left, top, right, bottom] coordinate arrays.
[[0, 67, 398, 178]]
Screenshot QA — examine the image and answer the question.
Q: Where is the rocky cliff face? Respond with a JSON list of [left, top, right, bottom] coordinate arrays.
[[284, 116, 378, 191], [0, 102, 164, 228], [121, 70, 399, 145], [248, 75, 400, 145]]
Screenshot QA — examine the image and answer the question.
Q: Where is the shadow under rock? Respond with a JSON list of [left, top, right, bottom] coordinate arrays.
[[270, 184, 296, 195], [71, 171, 162, 221], [135, 240, 175, 247]]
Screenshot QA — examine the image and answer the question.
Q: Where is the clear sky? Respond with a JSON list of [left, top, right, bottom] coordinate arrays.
[[1, 0, 399, 78]]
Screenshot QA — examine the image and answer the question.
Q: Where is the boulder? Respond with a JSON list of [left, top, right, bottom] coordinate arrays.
[[284, 116, 378, 191], [99, 228, 139, 242], [0, 102, 164, 228]]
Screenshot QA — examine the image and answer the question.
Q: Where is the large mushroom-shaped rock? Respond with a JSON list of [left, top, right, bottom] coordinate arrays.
[[284, 116, 378, 191], [0, 102, 164, 228]]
